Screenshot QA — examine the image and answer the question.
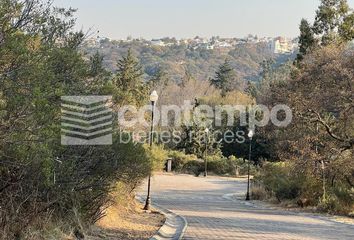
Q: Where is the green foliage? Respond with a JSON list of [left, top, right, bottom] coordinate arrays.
[[295, 0, 354, 63], [210, 59, 244, 95], [339, 10, 354, 41], [182, 160, 204, 177], [113, 49, 149, 106], [245, 81, 257, 99], [174, 153, 256, 177], [255, 162, 303, 201], [167, 150, 197, 171], [89, 51, 106, 77], [0, 1, 153, 238], [178, 123, 221, 158], [144, 144, 168, 171], [318, 185, 354, 214], [149, 65, 170, 88], [297, 19, 317, 62], [313, 0, 354, 44], [318, 194, 340, 213], [83, 39, 294, 84]]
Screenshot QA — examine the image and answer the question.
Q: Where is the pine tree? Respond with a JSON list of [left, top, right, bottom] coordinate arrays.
[[178, 101, 221, 158], [178, 123, 221, 158], [116, 48, 144, 91], [339, 11, 354, 41], [89, 51, 105, 77], [260, 59, 275, 81], [210, 59, 241, 96], [297, 19, 317, 62], [114, 49, 148, 105], [313, 0, 354, 44]]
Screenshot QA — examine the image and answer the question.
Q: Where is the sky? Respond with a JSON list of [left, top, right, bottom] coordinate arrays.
[[55, 0, 354, 40]]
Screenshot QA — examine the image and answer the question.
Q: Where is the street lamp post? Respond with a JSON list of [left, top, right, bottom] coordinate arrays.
[[204, 128, 209, 177], [245, 129, 254, 201], [144, 90, 158, 211]]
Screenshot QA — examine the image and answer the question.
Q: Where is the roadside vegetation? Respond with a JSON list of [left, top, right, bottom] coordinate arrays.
[[251, 0, 354, 215], [0, 1, 159, 239]]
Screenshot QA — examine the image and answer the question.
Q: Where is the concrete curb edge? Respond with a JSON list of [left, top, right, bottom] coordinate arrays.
[[136, 196, 188, 240]]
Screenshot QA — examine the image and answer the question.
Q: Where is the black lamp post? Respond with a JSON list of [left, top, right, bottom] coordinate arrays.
[[204, 128, 209, 177], [143, 90, 158, 211], [245, 129, 254, 201]]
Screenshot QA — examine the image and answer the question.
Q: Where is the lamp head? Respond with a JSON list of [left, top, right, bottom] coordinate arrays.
[[150, 90, 158, 102], [248, 129, 254, 138]]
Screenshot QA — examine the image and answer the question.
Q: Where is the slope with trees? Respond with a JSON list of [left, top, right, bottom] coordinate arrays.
[[254, 0, 354, 214]]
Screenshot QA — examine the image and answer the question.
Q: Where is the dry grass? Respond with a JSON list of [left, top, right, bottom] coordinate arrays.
[[87, 200, 165, 240], [251, 186, 268, 200]]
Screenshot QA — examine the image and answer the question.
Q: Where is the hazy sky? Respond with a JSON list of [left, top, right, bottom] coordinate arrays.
[[54, 0, 354, 40]]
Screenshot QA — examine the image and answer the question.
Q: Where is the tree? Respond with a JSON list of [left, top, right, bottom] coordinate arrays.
[[89, 51, 105, 77], [149, 65, 169, 88], [259, 45, 354, 209], [210, 59, 243, 96], [115, 48, 144, 91], [313, 0, 354, 44], [114, 49, 148, 106], [339, 11, 354, 41], [245, 81, 257, 99], [297, 19, 317, 62], [260, 59, 275, 81], [0, 1, 152, 238], [178, 123, 221, 158]]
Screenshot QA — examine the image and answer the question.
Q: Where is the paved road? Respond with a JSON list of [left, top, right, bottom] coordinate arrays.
[[138, 174, 354, 240]]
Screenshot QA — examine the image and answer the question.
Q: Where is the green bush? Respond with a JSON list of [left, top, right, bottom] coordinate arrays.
[[318, 194, 340, 213], [168, 150, 197, 171], [181, 160, 204, 176], [333, 186, 354, 207], [176, 153, 259, 177], [144, 144, 168, 171], [255, 162, 303, 202]]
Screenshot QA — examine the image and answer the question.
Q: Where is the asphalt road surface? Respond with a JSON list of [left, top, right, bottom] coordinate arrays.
[[138, 173, 354, 240]]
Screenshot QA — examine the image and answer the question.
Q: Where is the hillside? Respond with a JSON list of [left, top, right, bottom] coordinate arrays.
[[81, 38, 297, 83]]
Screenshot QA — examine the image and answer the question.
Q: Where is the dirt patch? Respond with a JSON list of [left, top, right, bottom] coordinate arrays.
[[87, 200, 165, 240]]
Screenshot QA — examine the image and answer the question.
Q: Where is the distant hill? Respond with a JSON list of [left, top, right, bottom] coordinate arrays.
[[81, 37, 297, 83]]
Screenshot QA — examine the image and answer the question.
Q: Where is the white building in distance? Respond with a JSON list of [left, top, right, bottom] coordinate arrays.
[[270, 37, 297, 54]]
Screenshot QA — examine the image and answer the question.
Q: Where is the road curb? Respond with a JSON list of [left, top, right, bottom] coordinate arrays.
[[136, 196, 188, 240]]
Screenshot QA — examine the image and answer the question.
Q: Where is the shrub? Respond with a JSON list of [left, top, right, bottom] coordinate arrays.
[[168, 150, 197, 171], [144, 144, 168, 171], [181, 160, 204, 176], [251, 186, 268, 200], [317, 194, 340, 213], [255, 162, 303, 202], [176, 153, 259, 177]]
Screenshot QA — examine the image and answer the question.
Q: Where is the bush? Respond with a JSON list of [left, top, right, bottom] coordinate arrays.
[[168, 151, 197, 171], [318, 194, 340, 213], [207, 155, 249, 176], [255, 162, 303, 202], [207, 156, 229, 175], [176, 153, 258, 177], [251, 186, 268, 200], [144, 144, 168, 171], [318, 187, 354, 214], [181, 160, 204, 176]]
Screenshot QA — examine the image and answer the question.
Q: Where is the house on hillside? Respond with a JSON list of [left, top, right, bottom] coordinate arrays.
[[151, 39, 166, 46], [270, 37, 297, 54]]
